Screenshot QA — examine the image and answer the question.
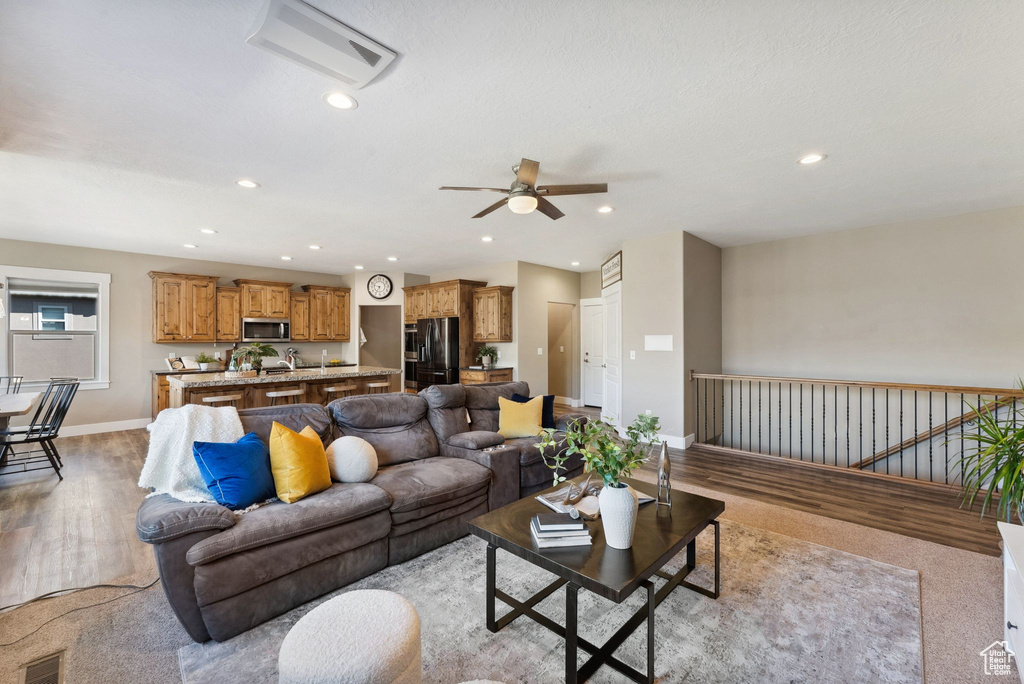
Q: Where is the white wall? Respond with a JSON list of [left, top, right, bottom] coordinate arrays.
[[722, 205, 1024, 388]]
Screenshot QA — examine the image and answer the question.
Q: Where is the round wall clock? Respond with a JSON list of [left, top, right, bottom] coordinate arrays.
[[367, 274, 394, 300]]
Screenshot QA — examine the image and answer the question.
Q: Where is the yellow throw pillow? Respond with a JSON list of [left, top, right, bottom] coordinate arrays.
[[498, 396, 544, 439], [268, 422, 332, 503]]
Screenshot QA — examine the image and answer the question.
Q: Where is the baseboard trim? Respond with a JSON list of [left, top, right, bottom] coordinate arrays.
[[613, 427, 688, 450], [59, 418, 151, 437], [554, 396, 582, 408]]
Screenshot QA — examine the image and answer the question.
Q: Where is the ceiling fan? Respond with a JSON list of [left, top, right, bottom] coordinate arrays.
[[440, 158, 608, 220]]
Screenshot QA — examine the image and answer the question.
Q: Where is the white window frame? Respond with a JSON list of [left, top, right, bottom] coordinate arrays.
[[35, 303, 70, 331], [0, 265, 111, 391]]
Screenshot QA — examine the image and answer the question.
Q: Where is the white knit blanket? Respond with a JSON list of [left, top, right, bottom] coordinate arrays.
[[139, 404, 245, 503]]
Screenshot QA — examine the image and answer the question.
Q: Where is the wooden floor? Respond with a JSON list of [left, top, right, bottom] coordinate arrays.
[[0, 407, 1001, 606]]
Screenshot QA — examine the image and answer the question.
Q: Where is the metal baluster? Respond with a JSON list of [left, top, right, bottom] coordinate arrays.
[[859, 387, 863, 468], [778, 382, 782, 457], [758, 381, 762, 454], [748, 381, 752, 452], [789, 382, 793, 459], [846, 386, 850, 466], [712, 379, 716, 445], [885, 389, 889, 475], [696, 378, 700, 444], [944, 393, 949, 485], [703, 377, 708, 444], [767, 382, 771, 455], [928, 392, 934, 482], [834, 385, 838, 466], [810, 384, 814, 463], [739, 380, 743, 451], [730, 380, 734, 448], [960, 394, 965, 485], [721, 379, 725, 447], [899, 390, 903, 478], [871, 388, 876, 472], [799, 383, 803, 461], [914, 391, 919, 479], [822, 384, 826, 464]]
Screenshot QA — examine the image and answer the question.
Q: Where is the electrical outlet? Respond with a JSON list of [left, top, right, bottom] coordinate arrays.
[[537, 347, 543, 355], [497, 351, 501, 359], [630, 350, 636, 360], [214, 352, 222, 360], [559, 345, 564, 353], [322, 349, 327, 355]]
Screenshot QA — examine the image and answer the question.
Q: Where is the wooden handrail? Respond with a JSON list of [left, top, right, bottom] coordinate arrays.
[[689, 371, 1024, 398]]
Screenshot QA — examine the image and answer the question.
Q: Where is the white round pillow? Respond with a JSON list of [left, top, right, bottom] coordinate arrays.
[[326, 436, 378, 483]]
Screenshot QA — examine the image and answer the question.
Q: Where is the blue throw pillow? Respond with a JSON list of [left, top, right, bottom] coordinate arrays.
[[193, 432, 276, 510], [511, 393, 556, 430]]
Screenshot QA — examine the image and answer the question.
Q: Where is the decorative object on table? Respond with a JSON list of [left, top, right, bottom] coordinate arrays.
[[657, 441, 672, 506], [329, 358, 343, 366], [367, 273, 394, 300], [956, 383, 1024, 522], [496, 395, 544, 438], [538, 412, 661, 549], [326, 435, 378, 483], [511, 392, 556, 429], [601, 249, 622, 288], [278, 589, 421, 684], [231, 341, 279, 375], [180, 355, 200, 370], [477, 344, 498, 369], [164, 357, 185, 371], [192, 432, 276, 510], [529, 513, 592, 549], [268, 422, 331, 503], [194, 352, 217, 372]]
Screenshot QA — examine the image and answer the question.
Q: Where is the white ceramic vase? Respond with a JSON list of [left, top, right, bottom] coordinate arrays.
[[599, 482, 639, 549]]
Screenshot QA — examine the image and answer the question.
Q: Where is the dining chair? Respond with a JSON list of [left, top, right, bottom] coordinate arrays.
[[0, 379, 80, 480], [0, 376, 23, 394]]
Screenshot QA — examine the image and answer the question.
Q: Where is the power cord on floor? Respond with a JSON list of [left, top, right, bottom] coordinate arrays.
[[0, 578, 160, 647]]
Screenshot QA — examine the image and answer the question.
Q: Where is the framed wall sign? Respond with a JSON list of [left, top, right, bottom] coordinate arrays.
[[601, 250, 622, 288]]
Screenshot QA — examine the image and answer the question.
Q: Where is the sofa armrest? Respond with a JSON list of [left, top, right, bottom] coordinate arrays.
[[441, 442, 520, 511], [136, 494, 235, 545], [447, 430, 504, 450], [555, 413, 589, 431]]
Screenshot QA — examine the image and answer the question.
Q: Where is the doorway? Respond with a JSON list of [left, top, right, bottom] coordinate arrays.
[[580, 298, 604, 408], [546, 302, 575, 401], [601, 284, 621, 425], [358, 305, 402, 370]]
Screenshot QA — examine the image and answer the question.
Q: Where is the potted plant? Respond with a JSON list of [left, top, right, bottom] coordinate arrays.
[[478, 345, 498, 369], [956, 384, 1024, 523], [231, 342, 279, 374], [538, 413, 661, 549], [195, 352, 217, 372]]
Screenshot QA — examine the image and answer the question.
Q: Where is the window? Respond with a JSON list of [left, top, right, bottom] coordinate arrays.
[[1, 266, 110, 390]]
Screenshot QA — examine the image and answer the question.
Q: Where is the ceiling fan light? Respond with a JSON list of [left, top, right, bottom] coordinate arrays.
[[508, 194, 538, 215]]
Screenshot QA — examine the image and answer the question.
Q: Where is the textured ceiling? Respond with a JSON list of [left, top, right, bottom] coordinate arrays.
[[1, 0, 1023, 275]]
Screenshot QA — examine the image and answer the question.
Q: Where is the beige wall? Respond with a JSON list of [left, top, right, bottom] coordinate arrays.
[[515, 261, 581, 396], [547, 302, 575, 398], [683, 233, 723, 435], [0, 238, 353, 426], [358, 305, 402, 369], [580, 270, 602, 299], [721, 205, 1024, 388]]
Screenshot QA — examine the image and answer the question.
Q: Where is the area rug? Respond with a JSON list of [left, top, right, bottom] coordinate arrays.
[[178, 520, 923, 683]]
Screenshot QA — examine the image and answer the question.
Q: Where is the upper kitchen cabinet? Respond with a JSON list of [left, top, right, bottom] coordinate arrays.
[[403, 280, 482, 324], [149, 272, 219, 343], [233, 279, 292, 318], [472, 285, 514, 342], [290, 292, 311, 341], [215, 286, 242, 342], [301, 285, 351, 341]]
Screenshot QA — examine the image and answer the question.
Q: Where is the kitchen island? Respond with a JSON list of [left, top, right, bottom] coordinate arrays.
[[166, 366, 401, 410]]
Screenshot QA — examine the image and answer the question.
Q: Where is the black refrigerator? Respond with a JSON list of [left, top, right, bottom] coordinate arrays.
[[415, 317, 460, 389]]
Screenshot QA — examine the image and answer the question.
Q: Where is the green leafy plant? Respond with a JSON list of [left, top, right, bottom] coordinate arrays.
[[194, 352, 216, 364], [231, 342, 279, 372], [538, 413, 661, 487], [956, 384, 1024, 522], [477, 345, 498, 362]]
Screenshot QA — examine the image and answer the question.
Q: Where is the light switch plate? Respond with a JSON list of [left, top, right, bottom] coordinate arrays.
[[560, 345, 564, 352], [630, 350, 636, 360], [537, 347, 543, 355]]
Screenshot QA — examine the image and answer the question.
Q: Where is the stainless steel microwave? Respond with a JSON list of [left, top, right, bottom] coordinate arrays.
[[242, 318, 290, 342]]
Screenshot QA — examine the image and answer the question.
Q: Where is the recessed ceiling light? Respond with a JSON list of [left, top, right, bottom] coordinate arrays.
[[235, 179, 260, 188], [481, 236, 493, 242], [797, 153, 826, 165], [309, 245, 321, 250], [199, 228, 218, 235], [323, 92, 358, 110], [571, 261, 580, 266], [281, 256, 293, 261], [597, 206, 614, 213], [183, 244, 197, 249], [354, 265, 365, 270], [387, 256, 398, 262]]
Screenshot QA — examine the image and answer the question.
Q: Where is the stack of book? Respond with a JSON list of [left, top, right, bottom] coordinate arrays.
[[530, 513, 592, 549]]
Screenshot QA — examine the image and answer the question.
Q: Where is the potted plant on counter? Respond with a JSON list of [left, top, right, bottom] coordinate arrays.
[[538, 413, 661, 549], [231, 342, 279, 375], [195, 352, 217, 372], [478, 345, 498, 369]]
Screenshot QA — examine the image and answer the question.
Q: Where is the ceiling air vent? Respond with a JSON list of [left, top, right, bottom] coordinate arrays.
[[19, 652, 64, 684], [247, 0, 396, 89]]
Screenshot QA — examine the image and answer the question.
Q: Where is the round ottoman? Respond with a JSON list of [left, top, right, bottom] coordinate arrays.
[[279, 590, 421, 684]]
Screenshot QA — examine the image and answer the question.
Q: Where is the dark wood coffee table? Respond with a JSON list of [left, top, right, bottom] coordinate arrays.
[[468, 476, 724, 684]]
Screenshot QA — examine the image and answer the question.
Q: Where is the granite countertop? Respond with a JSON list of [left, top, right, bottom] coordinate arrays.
[[168, 365, 400, 388], [152, 362, 355, 375]]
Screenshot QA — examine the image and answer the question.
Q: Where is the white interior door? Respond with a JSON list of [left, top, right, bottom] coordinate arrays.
[[581, 299, 604, 407], [602, 285, 621, 425]]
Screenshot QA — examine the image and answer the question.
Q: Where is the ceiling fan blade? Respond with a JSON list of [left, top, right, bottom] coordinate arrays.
[[535, 196, 564, 220], [516, 158, 539, 187], [439, 186, 509, 193], [472, 197, 509, 218], [535, 183, 608, 196]]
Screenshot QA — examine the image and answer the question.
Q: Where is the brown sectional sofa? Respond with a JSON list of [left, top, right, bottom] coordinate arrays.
[[136, 382, 586, 642]]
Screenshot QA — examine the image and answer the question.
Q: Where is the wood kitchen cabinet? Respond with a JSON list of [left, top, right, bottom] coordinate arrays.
[[290, 292, 311, 341], [215, 287, 242, 342], [403, 279, 487, 367], [459, 367, 514, 385], [302, 285, 351, 341], [233, 279, 292, 318], [149, 272, 219, 343], [472, 285, 514, 342]]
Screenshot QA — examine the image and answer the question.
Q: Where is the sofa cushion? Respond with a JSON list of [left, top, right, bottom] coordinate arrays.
[[269, 423, 332, 504], [370, 457, 490, 526], [497, 396, 544, 438], [511, 393, 556, 430], [192, 432, 276, 511], [238, 404, 333, 446], [185, 482, 391, 566], [421, 384, 470, 442], [447, 431, 504, 450], [329, 394, 439, 466], [503, 434, 565, 466], [464, 381, 530, 431]]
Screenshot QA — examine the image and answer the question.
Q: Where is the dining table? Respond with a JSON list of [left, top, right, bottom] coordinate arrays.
[[0, 391, 42, 468]]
